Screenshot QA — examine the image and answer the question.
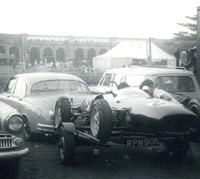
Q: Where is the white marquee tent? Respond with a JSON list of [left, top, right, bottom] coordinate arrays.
[[93, 40, 176, 71]]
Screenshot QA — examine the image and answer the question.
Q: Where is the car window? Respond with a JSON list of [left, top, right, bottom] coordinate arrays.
[[99, 73, 113, 86], [14, 78, 27, 97], [31, 80, 90, 94], [155, 76, 195, 92], [5, 78, 17, 94], [125, 75, 146, 87], [113, 74, 124, 85]]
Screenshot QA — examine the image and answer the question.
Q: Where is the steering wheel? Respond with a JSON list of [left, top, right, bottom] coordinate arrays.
[[108, 81, 119, 90]]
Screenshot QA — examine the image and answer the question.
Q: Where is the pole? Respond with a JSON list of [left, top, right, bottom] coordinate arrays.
[[196, 7, 200, 84], [148, 38, 152, 66]]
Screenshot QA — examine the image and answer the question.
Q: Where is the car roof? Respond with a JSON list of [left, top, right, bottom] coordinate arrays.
[[15, 72, 86, 85], [104, 66, 194, 76]]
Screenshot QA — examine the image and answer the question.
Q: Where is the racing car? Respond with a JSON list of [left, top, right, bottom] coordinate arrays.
[[53, 84, 200, 165]]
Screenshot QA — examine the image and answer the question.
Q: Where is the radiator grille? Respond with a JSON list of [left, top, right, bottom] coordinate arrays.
[[0, 134, 13, 149]]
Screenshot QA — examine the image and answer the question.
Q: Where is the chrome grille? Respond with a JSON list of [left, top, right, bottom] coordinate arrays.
[[0, 134, 13, 149]]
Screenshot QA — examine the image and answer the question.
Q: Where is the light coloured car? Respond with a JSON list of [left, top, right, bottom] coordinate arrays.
[[0, 72, 92, 141], [96, 66, 200, 115]]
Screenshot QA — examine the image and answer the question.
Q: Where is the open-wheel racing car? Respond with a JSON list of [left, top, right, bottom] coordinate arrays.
[[53, 84, 200, 165]]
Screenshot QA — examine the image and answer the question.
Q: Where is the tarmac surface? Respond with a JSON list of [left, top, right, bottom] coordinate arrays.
[[14, 137, 200, 179]]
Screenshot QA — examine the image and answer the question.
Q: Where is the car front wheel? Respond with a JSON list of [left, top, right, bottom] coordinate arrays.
[[58, 126, 75, 165], [90, 99, 112, 143], [24, 121, 35, 141]]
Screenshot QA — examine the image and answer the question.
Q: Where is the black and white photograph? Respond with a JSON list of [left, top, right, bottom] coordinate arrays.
[[0, 0, 200, 178]]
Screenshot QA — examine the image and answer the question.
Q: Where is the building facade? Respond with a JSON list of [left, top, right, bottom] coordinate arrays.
[[0, 33, 145, 67]]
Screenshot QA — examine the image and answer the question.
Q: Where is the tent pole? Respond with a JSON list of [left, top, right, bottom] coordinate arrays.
[[148, 38, 152, 66]]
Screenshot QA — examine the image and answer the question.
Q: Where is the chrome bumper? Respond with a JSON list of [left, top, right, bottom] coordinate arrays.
[[37, 123, 56, 134], [0, 148, 29, 160]]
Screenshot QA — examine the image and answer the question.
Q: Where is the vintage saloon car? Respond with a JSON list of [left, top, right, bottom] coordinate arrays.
[[53, 85, 200, 165], [0, 72, 92, 140], [96, 66, 200, 115], [0, 101, 29, 177]]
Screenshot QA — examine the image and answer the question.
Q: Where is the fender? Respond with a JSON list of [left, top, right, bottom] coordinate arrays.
[[187, 99, 200, 116], [60, 122, 75, 133], [188, 98, 200, 107]]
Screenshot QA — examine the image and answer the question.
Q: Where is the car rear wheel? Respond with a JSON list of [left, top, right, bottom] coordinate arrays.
[[54, 97, 71, 127], [58, 126, 75, 165], [166, 140, 189, 160], [90, 99, 112, 143]]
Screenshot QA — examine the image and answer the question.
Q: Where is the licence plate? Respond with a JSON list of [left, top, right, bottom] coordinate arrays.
[[127, 138, 160, 148]]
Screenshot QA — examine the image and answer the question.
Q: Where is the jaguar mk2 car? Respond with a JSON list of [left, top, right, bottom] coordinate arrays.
[[0, 72, 92, 141], [53, 85, 200, 165], [0, 101, 29, 178]]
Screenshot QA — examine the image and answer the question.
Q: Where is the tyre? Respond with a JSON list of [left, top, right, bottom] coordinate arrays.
[[166, 140, 189, 160], [58, 126, 75, 165], [90, 99, 112, 143], [54, 97, 71, 127], [24, 120, 35, 141], [0, 159, 19, 179]]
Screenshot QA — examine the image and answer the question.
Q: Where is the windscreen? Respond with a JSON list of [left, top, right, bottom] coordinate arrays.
[[31, 80, 90, 94], [155, 76, 195, 92]]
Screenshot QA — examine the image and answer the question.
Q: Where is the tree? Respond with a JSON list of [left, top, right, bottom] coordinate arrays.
[[173, 15, 197, 49]]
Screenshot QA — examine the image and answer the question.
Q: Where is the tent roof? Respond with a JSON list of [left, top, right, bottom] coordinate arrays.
[[94, 40, 175, 61]]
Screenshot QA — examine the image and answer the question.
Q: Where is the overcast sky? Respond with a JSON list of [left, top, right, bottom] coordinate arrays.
[[0, 0, 199, 39]]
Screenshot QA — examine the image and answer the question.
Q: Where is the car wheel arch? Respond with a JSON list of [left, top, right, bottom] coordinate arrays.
[[188, 100, 200, 116], [89, 95, 104, 111], [22, 114, 31, 131]]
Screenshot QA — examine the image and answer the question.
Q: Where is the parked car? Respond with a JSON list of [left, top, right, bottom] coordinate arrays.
[[53, 85, 200, 165], [0, 101, 29, 178], [0, 72, 92, 141], [95, 66, 200, 115]]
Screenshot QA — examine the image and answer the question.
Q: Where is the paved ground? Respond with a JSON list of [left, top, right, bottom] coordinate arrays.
[[14, 137, 200, 179]]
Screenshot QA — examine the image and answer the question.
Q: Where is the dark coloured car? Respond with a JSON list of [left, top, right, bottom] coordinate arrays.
[[53, 86, 200, 165], [0, 101, 29, 178]]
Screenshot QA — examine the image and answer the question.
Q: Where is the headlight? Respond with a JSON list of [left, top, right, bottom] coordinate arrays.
[[7, 114, 24, 133]]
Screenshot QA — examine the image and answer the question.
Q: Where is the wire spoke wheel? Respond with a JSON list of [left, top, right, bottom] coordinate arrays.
[[91, 106, 100, 137], [58, 126, 75, 165], [90, 99, 112, 143]]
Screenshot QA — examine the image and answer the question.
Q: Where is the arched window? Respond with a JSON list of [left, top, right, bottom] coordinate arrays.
[[75, 48, 84, 59], [0, 46, 6, 53], [30, 47, 40, 66], [43, 47, 54, 63], [9, 46, 20, 62], [87, 48, 96, 66], [56, 48, 65, 62]]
